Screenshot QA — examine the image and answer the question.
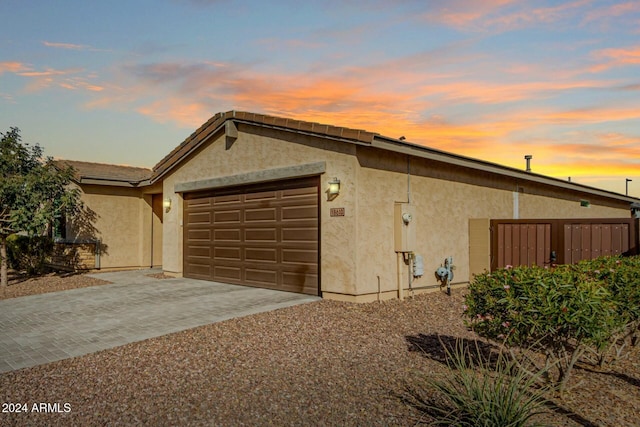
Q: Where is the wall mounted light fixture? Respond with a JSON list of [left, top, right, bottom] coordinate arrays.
[[163, 197, 172, 213], [327, 177, 341, 201]]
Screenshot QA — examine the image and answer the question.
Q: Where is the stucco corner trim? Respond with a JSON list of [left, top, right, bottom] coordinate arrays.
[[174, 161, 327, 193]]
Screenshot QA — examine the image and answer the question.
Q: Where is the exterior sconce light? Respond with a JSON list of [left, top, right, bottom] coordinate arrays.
[[163, 197, 172, 213], [327, 177, 340, 201]]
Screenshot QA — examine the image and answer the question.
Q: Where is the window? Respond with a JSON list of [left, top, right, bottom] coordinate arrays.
[[53, 214, 67, 240]]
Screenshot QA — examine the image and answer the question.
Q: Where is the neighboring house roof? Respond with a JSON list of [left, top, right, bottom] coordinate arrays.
[[58, 160, 152, 187], [150, 110, 639, 205]]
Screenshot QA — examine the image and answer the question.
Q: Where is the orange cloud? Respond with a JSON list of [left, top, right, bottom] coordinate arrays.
[[421, 0, 516, 30], [0, 61, 30, 74], [85, 55, 638, 196], [58, 77, 105, 92], [590, 45, 640, 72], [539, 106, 640, 124], [0, 63, 106, 93], [14, 67, 84, 92], [536, 160, 639, 180], [136, 98, 211, 128], [417, 79, 609, 104]]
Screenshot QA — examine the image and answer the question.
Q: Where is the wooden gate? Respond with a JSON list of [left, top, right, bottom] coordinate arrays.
[[491, 218, 638, 270], [564, 223, 629, 264], [494, 223, 552, 269]]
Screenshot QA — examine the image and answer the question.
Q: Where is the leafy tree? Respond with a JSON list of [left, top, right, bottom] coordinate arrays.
[[0, 127, 81, 286]]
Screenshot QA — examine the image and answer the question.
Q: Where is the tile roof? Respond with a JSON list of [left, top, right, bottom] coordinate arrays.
[[57, 160, 152, 183], [151, 110, 378, 180], [55, 111, 637, 204], [145, 110, 639, 203]]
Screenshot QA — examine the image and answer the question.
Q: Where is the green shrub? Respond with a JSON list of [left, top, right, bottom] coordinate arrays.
[[417, 339, 549, 426], [577, 256, 640, 363], [464, 262, 623, 393], [6, 234, 54, 275]]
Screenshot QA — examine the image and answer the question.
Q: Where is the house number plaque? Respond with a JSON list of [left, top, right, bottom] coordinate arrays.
[[330, 207, 345, 217]]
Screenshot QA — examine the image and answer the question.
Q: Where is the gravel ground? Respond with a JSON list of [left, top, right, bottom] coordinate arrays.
[[1, 275, 639, 426], [0, 271, 111, 300]]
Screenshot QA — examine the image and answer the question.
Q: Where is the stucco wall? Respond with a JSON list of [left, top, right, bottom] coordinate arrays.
[[518, 192, 628, 218], [159, 123, 632, 300], [354, 150, 512, 299], [161, 126, 360, 295], [352, 146, 632, 299], [151, 194, 163, 267], [73, 185, 154, 269]]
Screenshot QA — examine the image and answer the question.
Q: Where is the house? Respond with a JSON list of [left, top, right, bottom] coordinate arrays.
[[61, 111, 639, 302]]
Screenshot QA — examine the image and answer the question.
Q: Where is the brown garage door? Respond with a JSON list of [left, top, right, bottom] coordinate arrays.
[[183, 177, 319, 295]]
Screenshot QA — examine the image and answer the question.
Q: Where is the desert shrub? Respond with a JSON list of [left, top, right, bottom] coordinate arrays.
[[578, 256, 640, 363], [415, 339, 549, 426], [464, 263, 622, 393], [6, 234, 54, 275]]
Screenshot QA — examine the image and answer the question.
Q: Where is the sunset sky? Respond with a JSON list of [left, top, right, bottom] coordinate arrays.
[[1, 0, 639, 196]]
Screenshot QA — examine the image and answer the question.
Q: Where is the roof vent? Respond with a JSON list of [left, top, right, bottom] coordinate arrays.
[[524, 155, 533, 172]]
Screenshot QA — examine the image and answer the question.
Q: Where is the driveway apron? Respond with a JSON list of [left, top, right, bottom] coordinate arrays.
[[0, 269, 319, 373]]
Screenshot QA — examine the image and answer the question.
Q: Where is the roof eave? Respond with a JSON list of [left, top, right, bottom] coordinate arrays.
[[373, 135, 639, 204], [78, 177, 149, 187]]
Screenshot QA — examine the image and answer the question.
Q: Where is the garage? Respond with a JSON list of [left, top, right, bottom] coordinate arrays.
[[183, 177, 319, 295]]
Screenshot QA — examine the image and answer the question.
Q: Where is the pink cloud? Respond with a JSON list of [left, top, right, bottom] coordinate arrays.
[[137, 98, 210, 127], [422, 0, 515, 30], [82, 53, 639, 188], [590, 45, 640, 72], [421, 0, 590, 32], [583, 1, 640, 25], [0, 61, 30, 74], [484, 0, 590, 30]]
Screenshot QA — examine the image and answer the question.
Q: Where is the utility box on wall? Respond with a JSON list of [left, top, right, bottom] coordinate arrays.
[[394, 203, 416, 252]]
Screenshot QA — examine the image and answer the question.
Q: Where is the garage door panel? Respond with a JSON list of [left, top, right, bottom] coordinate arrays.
[[245, 228, 277, 242], [282, 228, 317, 242], [186, 263, 211, 278], [213, 194, 242, 205], [214, 246, 241, 261], [214, 229, 241, 241], [188, 229, 211, 241], [245, 247, 277, 263], [282, 186, 317, 197], [214, 266, 241, 281], [214, 210, 241, 223], [184, 177, 319, 295], [245, 268, 278, 285], [245, 190, 277, 202], [187, 212, 211, 225], [187, 246, 210, 258], [245, 207, 277, 222], [282, 205, 318, 220], [282, 249, 318, 265], [186, 198, 211, 208], [282, 272, 318, 295]]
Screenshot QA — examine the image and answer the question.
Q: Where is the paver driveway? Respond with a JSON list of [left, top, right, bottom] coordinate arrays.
[[0, 269, 319, 373]]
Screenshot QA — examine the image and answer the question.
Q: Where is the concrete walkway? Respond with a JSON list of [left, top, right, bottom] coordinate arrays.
[[0, 270, 319, 373]]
